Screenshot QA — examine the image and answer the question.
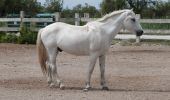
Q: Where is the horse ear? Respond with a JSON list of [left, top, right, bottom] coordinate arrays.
[[131, 8, 134, 11], [126, 11, 131, 16]]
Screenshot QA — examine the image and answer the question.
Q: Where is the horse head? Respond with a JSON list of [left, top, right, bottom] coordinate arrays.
[[123, 10, 143, 36]]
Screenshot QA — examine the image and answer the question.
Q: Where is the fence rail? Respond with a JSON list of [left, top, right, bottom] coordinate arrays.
[[1, 11, 170, 42], [140, 19, 170, 23], [0, 27, 18, 31], [0, 18, 53, 22]]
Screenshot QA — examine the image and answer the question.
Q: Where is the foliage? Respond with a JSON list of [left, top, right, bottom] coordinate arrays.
[[0, 0, 170, 19], [0, 22, 6, 27], [61, 8, 74, 18], [154, 1, 170, 18], [127, 0, 148, 13], [100, 0, 115, 14], [100, 0, 170, 18], [72, 3, 101, 18], [61, 3, 101, 18], [141, 23, 170, 30], [0, 0, 43, 17], [140, 39, 170, 46], [0, 34, 18, 43], [18, 27, 37, 44], [0, 32, 18, 43], [0, 27, 37, 44], [44, 0, 63, 13], [100, 0, 127, 14], [81, 3, 101, 18], [112, 39, 170, 46]]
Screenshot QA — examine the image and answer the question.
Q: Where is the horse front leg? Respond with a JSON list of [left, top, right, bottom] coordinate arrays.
[[84, 53, 98, 91], [99, 55, 109, 90]]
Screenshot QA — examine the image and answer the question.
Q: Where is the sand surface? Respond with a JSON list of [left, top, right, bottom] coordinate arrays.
[[1, 43, 170, 100]]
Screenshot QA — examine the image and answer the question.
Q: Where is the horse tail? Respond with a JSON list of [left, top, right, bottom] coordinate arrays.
[[37, 29, 47, 76]]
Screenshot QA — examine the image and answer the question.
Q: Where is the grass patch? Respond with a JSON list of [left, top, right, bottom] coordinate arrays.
[[141, 23, 170, 30], [112, 39, 170, 46], [141, 39, 170, 46]]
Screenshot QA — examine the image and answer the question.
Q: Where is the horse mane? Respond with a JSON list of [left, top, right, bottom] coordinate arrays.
[[97, 9, 131, 22]]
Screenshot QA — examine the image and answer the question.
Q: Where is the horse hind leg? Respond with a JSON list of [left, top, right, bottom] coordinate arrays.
[[53, 50, 64, 89], [46, 47, 64, 89], [46, 61, 52, 85]]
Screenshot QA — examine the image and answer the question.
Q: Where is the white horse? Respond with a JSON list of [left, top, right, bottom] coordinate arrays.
[[37, 9, 143, 91]]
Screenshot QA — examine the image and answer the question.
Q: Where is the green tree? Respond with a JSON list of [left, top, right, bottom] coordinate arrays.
[[82, 3, 101, 17], [127, 0, 148, 13], [72, 3, 100, 18], [100, 0, 115, 14], [21, 0, 43, 16], [100, 0, 127, 15], [45, 0, 63, 13], [61, 7, 74, 18], [127, 0, 170, 18], [154, 1, 170, 18], [72, 4, 82, 14], [0, 0, 43, 17]]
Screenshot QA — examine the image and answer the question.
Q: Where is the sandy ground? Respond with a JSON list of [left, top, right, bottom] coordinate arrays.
[[1, 43, 170, 100]]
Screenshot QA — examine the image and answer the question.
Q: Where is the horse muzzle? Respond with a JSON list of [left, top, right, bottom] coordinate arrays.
[[136, 30, 143, 36]]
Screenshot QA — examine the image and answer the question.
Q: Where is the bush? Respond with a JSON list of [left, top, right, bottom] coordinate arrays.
[[0, 32, 6, 39], [18, 27, 37, 44], [1, 34, 18, 43], [0, 32, 18, 43], [0, 27, 37, 44]]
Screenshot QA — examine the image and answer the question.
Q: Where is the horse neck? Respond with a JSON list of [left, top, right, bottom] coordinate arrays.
[[100, 12, 126, 40]]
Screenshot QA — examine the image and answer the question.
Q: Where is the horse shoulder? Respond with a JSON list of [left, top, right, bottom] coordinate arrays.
[[87, 24, 110, 53], [88, 27, 102, 51]]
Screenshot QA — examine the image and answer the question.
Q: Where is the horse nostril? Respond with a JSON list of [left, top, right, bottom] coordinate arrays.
[[136, 30, 143, 36]]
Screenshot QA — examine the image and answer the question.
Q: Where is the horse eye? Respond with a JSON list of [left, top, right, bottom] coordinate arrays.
[[131, 18, 136, 22]]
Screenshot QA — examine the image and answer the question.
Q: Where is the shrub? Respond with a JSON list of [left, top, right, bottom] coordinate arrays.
[[0, 27, 37, 44], [18, 27, 37, 44], [0, 34, 18, 43], [0, 32, 6, 39]]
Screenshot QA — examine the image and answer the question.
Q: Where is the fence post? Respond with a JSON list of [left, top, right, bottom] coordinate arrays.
[[84, 13, 89, 18], [20, 11, 24, 31], [136, 14, 141, 43], [75, 13, 80, 26], [54, 12, 60, 22]]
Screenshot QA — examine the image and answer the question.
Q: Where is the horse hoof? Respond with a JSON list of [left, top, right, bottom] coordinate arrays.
[[83, 87, 91, 92], [47, 81, 52, 85], [49, 83, 55, 88], [59, 84, 65, 90], [83, 88, 89, 92], [102, 87, 109, 91]]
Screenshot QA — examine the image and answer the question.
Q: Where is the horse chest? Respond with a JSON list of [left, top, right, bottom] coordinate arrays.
[[90, 35, 110, 53]]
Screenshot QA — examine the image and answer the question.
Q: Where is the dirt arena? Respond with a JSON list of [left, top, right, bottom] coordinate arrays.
[[1, 43, 170, 100]]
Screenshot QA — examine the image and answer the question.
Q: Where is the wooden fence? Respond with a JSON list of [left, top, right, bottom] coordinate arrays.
[[1, 11, 170, 42], [1, 19, 170, 33], [0, 11, 170, 33]]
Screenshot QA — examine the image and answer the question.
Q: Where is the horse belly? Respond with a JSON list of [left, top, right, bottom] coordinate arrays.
[[57, 36, 90, 56]]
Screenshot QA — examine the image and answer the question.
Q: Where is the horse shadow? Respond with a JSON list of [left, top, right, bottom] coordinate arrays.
[[0, 77, 170, 92]]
